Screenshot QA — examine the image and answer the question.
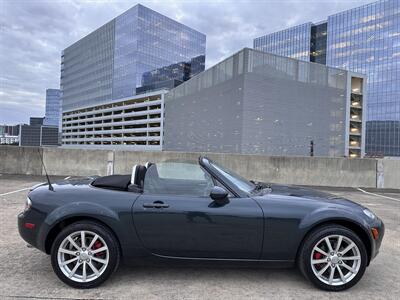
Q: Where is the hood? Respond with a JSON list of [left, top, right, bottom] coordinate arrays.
[[260, 183, 365, 209]]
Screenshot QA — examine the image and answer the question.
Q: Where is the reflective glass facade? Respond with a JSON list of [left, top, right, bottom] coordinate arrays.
[[44, 89, 61, 127], [61, 21, 115, 111], [310, 22, 328, 64], [62, 4, 206, 111], [327, 0, 400, 156], [253, 0, 400, 156], [253, 23, 312, 61]]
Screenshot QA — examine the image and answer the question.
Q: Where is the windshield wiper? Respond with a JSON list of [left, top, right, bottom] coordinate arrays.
[[250, 181, 272, 193]]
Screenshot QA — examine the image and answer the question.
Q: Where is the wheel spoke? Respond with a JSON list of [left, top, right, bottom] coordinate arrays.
[[61, 257, 78, 266], [312, 259, 327, 264], [92, 246, 107, 254], [341, 262, 357, 273], [340, 242, 355, 255], [82, 262, 87, 282], [328, 267, 335, 285], [336, 236, 343, 252], [81, 231, 86, 248], [341, 256, 360, 261], [88, 234, 99, 250], [67, 236, 80, 250], [314, 246, 328, 257], [325, 237, 334, 253], [88, 261, 100, 276], [91, 256, 108, 264], [59, 248, 77, 256], [318, 264, 330, 276], [69, 261, 80, 278], [337, 266, 346, 283]]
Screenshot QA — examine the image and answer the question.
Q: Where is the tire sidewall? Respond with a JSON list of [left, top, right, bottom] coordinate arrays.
[[300, 225, 368, 291], [50, 221, 120, 289]]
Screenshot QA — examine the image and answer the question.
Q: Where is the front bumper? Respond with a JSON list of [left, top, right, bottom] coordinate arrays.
[[369, 217, 385, 261], [18, 211, 38, 248]]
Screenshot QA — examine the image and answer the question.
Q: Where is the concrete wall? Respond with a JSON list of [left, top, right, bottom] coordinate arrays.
[[0, 146, 43, 175], [42, 147, 109, 177], [1, 146, 392, 188], [377, 158, 400, 189]]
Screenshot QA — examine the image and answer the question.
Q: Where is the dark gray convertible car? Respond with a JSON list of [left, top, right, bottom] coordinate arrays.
[[18, 157, 384, 290]]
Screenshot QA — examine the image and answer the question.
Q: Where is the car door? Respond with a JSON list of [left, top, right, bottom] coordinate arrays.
[[132, 162, 264, 259]]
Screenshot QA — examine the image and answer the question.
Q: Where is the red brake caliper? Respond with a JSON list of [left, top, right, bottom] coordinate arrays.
[[314, 252, 322, 259], [314, 251, 323, 269], [93, 240, 103, 257]]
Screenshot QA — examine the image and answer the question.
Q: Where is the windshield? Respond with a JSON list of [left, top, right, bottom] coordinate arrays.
[[208, 160, 255, 193]]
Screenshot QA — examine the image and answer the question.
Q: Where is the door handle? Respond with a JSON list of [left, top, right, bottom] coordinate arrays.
[[143, 202, 169, 209]]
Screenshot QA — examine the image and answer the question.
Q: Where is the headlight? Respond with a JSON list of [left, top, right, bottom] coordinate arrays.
[[24, 197, 32, 212], [363, 208, 375, 220]]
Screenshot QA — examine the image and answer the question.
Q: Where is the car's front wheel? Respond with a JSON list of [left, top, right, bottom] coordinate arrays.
[[298, 224, 368, 291], [51, 221, 120, 288]]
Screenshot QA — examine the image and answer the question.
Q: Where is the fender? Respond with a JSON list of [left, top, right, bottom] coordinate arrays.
[[299, 206, 371, 232], [297, 206, 374, 260], [36, 202, 138, 257]]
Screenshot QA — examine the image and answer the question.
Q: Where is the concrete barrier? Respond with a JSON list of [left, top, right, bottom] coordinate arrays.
[[42, 147, 109, 177], [377, 158, 400, 189], [1, 145, 398, 188], [0, 146, 43, 175]]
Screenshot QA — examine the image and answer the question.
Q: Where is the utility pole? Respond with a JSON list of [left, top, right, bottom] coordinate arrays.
[[310, 140, 314, 157]]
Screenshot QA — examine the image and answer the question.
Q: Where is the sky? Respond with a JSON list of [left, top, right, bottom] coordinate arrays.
[[0, 0, 373, 125]]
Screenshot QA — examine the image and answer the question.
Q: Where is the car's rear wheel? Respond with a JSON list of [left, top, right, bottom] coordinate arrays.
[[51, 221, 120, 288], [298, 224, 368, 291]]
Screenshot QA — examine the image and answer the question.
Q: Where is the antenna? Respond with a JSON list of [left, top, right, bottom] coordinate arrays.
[[37, 148, 54, 191]]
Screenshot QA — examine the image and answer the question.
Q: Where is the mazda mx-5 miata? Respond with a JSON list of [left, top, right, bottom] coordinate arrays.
[[18, 157, 384, 290]]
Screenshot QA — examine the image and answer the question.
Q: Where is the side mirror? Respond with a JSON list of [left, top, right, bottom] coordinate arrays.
[[210, 186, 228, 201]]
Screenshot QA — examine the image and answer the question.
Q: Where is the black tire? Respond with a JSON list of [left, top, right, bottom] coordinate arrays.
[[298, 224, 368, 291], [50, 221, 120, 289]]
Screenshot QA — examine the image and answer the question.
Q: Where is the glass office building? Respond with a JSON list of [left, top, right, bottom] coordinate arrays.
[[254, 0, 400, 156], [44, 89, 61, 127], [61, 4, 206, 111], [253, 23, 312, 61]]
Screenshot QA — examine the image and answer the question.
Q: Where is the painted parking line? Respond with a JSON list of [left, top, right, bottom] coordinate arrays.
[[0, 187, 31, 197], [356, 188, 400, 203]]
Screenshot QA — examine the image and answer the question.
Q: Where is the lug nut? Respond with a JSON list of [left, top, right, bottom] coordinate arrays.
[[82, 248, 86, 251], [327, 258, 331, 262], [88, 251, 92, 255], [330, 252, 334, 256], [86, 259, 90, 262], [79, 259, 82, 263], [75, 252, 80, 256], [339, 260, 342, 264], [338, 253, 342, 257], [331, 264, 335, 268]]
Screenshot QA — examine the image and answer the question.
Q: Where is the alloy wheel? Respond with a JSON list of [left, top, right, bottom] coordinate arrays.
[[57, 230, 109, 283], [310, 234, 361, 286]]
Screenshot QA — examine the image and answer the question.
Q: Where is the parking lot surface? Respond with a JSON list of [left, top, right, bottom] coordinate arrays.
[[0, 174, 399, 300]]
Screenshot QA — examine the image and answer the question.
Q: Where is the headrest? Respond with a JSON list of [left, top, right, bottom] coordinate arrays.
[[131, 164, 147, 187], [131, 165, 138, 185]]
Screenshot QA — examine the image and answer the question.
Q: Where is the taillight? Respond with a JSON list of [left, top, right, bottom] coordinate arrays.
[[24, 197, 32, 212], [24, 223, 35, 229]]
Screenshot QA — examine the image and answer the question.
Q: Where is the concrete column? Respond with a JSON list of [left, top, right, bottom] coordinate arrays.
[[376, 159, 384, 188], [106, 151, 115, 175]]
